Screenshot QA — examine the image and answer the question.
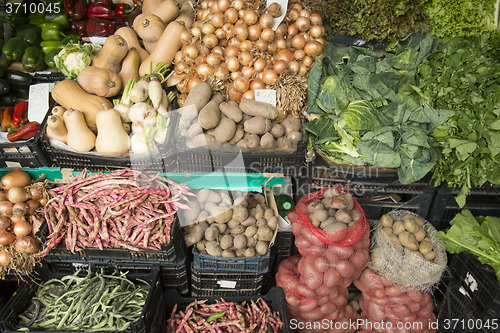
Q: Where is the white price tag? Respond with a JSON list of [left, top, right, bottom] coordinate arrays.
[[268, 0, 288, 30], [217, 280, 237, 289], [89, 36, 107, 45], [254, 89, 276, 107], [28, 83, 50, 124]]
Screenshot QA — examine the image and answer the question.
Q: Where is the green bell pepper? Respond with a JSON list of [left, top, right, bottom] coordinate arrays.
[[16, 26, 42, 46], [60, 34, 82, 45], [41, 23, 65, 41], [22, 46, 46, 72], [40, 40, 61, 54], [29, 17, 45, 26], [44, 13, 70, 30], [0, 54, 12, 69], [44, 47, 61, 68], [8, 16, 30, 30], [2, 37, 29, 61], [0, 40, 3, 53]]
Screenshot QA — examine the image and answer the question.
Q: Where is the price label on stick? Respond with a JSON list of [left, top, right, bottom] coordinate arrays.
[[254, 89, 276, 107], [28, 83, 51, 124]]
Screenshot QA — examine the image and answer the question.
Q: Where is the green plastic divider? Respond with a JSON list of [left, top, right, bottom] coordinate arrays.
[[0, 168, 284, 192]]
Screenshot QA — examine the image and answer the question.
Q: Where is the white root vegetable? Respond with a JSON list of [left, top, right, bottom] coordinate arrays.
[[157, 89, 169, 117], [148, 79, 163, 109], [129, 102, 157, 124], [130, 133, 159, 154], [129, 79, 149, 103], [114, 103, 131, 122]]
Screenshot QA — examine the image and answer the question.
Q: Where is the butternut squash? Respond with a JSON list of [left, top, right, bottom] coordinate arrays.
[[142, 0, 165, 14], [77, 66, 122, 98], [95, 109, 130, 156], [51, 105, 66, 117], [114, 27, 150, 63], [51, 80, 113, 131], [150, 0, 180, 25], [176, 0, 194, 28], [139, 20, 186, 76], [118, 49, 141, 89], [133, 14, 166, 43], [63, 109, 96, 152], [46, 115, 68, 144], [143, 40, 157, 54], [92, 35, 129, 73]]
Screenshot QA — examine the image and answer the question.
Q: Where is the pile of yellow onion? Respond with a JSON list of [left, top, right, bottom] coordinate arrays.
[[167, 0, 325, 104]]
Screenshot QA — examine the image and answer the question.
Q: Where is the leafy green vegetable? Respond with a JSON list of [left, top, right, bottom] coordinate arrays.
[[314, 0, 430, 49], [306, 34, 454, 184], [439, 210, 500, 283], [424, 0, 498, 39], [409, 33, 500, 206]]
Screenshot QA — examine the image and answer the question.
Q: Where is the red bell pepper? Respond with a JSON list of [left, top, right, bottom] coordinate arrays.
[[7, 121, 39, 142], [11, 101, 28, 128], [88, 0, 113, 8], [114, 3, 132, 19], [64, 0, 88, 21], [86, 18, 115, 36], [1, 106, 13, 132], [87, 4, 115, 20], [70, 19, 88, 36]]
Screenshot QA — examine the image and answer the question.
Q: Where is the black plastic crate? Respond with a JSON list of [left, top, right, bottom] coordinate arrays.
[[191, 264, 266, 297], [437, 252, 500, 333], [45, 243, 189, 294], [39, 105, 177, 172], [303, 165, 435, 220], [192, 246, 272, 273], [275, 231, 293, 265], [428, 183, 500, 230], [0, 263, 162, 333], [155, 287, 291, 333], [43, 215, 183, 262], [174, 111, 307, 175]]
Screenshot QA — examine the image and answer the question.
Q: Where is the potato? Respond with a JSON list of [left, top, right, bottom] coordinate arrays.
[[414, 227, 426, 242], [310, 215, 321, 227], [179, 107, 199, 132], [276, 137, 285, 148], [246, 134, 260, 148], [311, 209, 329, 222], [244, 247, 257, 257], [256, 241, 269, 255], [264, 208, 274, 220], [239, 99, 279, 119], [335, 209, 352, 223], [214, 223, 228, 234], [370, 248, 383, 267], [403, 217, 419, 233], [197, 188, 213, 203], [233, 234, 247, 249], [287, 131, 302, 145], [247, 235, 258, 247], [198, 94, 223, 130], [233, 197, 247, 207], [214, 117, 237, 143], [380, 214, 393, 228], [186, 122, 203, 138], [244, 116, 271, 135], [320, 217, 336, 229], [419, 240, 433, 255], [229, 125, 245, 144], [307, 201, 324, 213], [237, 139, 248, 148], [256, 226, 274, 241], [323, 188, 340, 197], [219, 100, 243, 122], [230, 225, 245, 235], [235, 249, 246, 257], [424, 251, 436, 261], [184, 222, 209, 246], [219, 234, 233, 250], [388, 234, 402, 246], [204, 226, 220, 241], [206, 191, 222, 203], [197, 210, 209, 222], [187, 133, 215, 148], [281, 114, 301, 135], [254, 204, 264, 220], [330, 197, 348, 209], [196, 240, 206, 252], [342, 194, 355, 211], [254, 194, 266, 206], [403, 214, 424, 227], [348, 221, 356, 227], [241, 216, 257, 226], [270, 124, 285, 138], [222, 250, 236, 257], [183, 81, 212, 113], [392, 221, 405, 235], [328, 208, 337, 217], [350, 209, 362, 223], [422, 236, 431, 243], [227, 219, 240, 229], [183, 201, 200, 221], [323, 222, 347, 232], [260, 132, 275, 149], [213, 207, 233, 223], [205, 241, 223, 256], [398, 231, 419, 251], [244, 225, 258, 237], [267, 216, 278, 230], [382, 227, 393, 236], [233, 205, 249, 222], [256, 218, 268, 228], [220, 192, 232, 206]]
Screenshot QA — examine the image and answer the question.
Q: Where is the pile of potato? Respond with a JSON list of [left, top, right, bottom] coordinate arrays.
[[182, 189, 278, 257], [380, 213, 436, 261], [306, 188, 362, 231], [178, 82, 302, 149]]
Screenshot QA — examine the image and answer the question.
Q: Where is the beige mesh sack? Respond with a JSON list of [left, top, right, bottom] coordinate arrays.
[[369, 210, 447, 291]]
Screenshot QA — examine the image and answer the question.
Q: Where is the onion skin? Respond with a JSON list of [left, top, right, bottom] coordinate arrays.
[[0, 216, 11, 231], [7, 187, 30, 204], [28, 187, 42, 200], [38, 197, 49, 207], [15, 236, 41, 254], [12, 202, 29, 216], [1, 169, 31, 191], [0, 249, 12, 266], [13, 220, 32, 238], [0, 201, 13, 217], [0, 231, 16, 246]]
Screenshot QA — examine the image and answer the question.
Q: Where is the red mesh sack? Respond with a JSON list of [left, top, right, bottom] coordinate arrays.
[[289, 304, 358, 333], [359, 311, 437, 333]]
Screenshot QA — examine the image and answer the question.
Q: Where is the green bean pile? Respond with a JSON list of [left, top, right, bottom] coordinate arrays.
[[14, 269, 150, 331]]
